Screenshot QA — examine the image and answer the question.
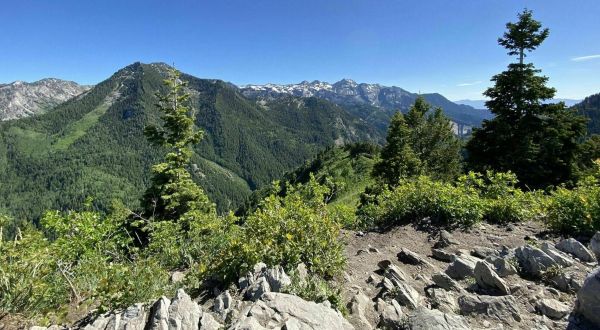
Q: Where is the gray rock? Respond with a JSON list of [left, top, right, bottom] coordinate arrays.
[[471, 246, 499, 259], [168, 289, 202, 330], [398, 248, 432, 266], [377, 299, 403, 329], [348, 292, 373, 330], [445, 256, 476, 280], [474, 261, 511, 295], [120, 303, 147, 329], [170, 271, 186, 283], [266, 265, 291, 292], [392, 281, 420, 309], [541, 242, 575, 267], [537, 298, 570, 320], [407, 307, 469, 330], [486, 256, 517, 277], [296, 263, 309, 283], [590, 232, 600, 261], [245, 276, 271, 301], [426, 287, 457, 313], [214, 290, 232, 314], [384, 264, 410, 285], [261, 292, 354, 329], [431, 273, 462, 292], [199, 313, 222, 330], [458, 294, 521, 322], [434, 230, 459, 249], [431, 249, 455, 262], [515, 245, 558, 277], [576, 267, 600, 327], [556, 238, 596, 262], [548, 271, 584, 293], [148, 297, 171, 330]]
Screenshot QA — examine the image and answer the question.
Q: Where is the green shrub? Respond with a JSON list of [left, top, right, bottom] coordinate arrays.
[[359, 176, 485, 228], [236, 176, 346, 278], [546, 184, 600, 233], [458, 171, 545, 224]]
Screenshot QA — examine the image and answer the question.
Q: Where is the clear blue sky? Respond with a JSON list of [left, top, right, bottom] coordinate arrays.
[[1, 0, 599, 100]]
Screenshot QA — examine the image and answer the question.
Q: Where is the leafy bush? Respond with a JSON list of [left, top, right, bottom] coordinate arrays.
[[283, 273, 347, 315], [546, 183, 600, 233], [359, 176, 485, 228], [234, 177, 346, 278], [458, 171, 546, 224]]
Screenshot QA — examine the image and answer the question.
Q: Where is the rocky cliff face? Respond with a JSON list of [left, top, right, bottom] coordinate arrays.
[[0, 78, 91, 121]]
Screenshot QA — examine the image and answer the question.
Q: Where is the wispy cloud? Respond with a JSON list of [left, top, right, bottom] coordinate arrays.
[[457, 81, 482, 87], [571, 54, 600, 62]]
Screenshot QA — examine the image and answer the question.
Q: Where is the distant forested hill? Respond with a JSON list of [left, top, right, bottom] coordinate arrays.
[[0, 63, 382, 220], [574, 93, 600, 135]]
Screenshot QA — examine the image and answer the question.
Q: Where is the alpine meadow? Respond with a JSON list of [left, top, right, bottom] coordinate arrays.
[[2, 3, 600, 330]]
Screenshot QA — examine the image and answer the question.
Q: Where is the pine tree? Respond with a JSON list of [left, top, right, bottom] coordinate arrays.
[[372, 111, 421, 186], [466, 9, 586, 188], [407, 97, 462, 181], [142, 69, 214, 220]]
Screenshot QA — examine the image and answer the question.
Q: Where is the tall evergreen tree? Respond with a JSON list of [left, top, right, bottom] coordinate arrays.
[[466, 9, 586, 188], [407, 97, 462, 181], [373, 97, 461, 185], [142, 69, 214, 220], [372, 111, 421, 186]]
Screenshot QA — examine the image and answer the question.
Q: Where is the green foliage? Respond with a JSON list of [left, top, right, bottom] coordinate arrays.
[[237, 177, 346, 278], [546, 180, 600, 234], [574, 93, 600, 135], [0, 210, 171, 320], [466, 10, 588, 189], [373, 97, 461, 186], [142, 69, 214, 220], [358, 176, 485, 229], [283, 273, 347, 315], [458, 171, 545, 224]]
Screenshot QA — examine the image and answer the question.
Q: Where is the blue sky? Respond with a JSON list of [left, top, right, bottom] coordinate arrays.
[[1, 0, 599, 100]]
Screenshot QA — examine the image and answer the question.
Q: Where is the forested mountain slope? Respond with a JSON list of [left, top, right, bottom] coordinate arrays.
[[0, 63, 382, 219], [574, 93, 600, 135]]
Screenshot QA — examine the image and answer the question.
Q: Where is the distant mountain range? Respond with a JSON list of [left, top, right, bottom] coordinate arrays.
[[455, 98, 582, 110], [573, 93, 600, 135], [240, 80, 493, 135], [0, 78, 90, 121]]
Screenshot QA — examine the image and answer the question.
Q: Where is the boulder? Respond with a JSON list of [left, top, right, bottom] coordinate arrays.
[[148, 297, 171, 330], [214, 290, 232, 314], [537, 298, 570, 320], [556, 238, 596, 262], [458, 294, 521, 322], [474, 261, 511, 295], [426, 287, 457, 313], [199, 313, 222, 330], [170, 271, 186, 283], [434, 230, 459, 249], [486, 256, 517, 277], [590, 232, 600, 261], [265, 265, 291, 292], [407, 307, 469, 330], [392, 281, 420, 309], [445, 256, 476, 280], [431, 249, 455, 262], [471, 246, 499, 259], [515, 245, 558, 277], [398, 248, 432, 266], [376, 299, 403, 329], [384, 263, 411, 285], [348, 292, 373, 330], [548, 270, 584, 293], [540, 242, 575, 267], [431, 273, 462, 292], [168, 289, 202, 330], [576, 267, 600, 327]]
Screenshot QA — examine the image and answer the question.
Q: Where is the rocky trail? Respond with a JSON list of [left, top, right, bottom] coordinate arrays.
[[28, 221, 600, 330]]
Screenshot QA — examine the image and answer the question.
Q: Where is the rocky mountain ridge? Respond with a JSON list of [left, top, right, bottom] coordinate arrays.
[[0, 78, 91, 121], [239, 79, 493, 134]]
